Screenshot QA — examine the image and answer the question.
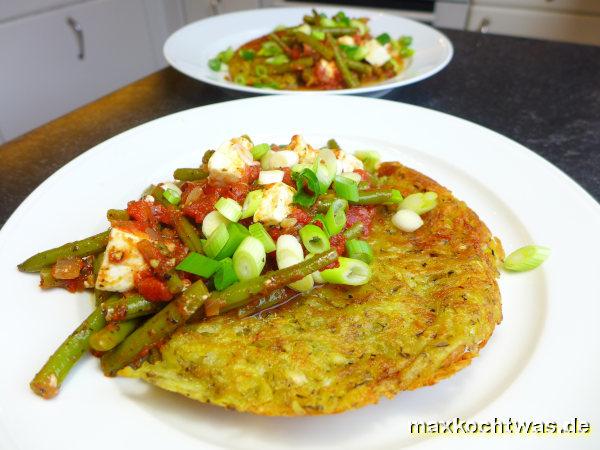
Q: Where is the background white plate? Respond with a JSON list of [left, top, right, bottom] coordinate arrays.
[[1, 96, 598, 450], [164, 7, 453, 96]]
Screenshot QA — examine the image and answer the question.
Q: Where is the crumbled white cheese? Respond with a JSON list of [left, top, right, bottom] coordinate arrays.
[[337, 35, 355, 46], [264, 150, 299, 169], [95, 227, 149, 292], [335, 149, 364, 174], [253, 182, 295, 225], [207, 136, 257, 183], [287, 134, 318, 164], [364, 39, 391, 67]]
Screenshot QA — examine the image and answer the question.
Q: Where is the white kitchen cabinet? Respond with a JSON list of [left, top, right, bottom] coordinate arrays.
[[467, 5, 600, 46], [0, 0, 83, 22], [472, 0, 600, 15], [0, 0, 161, 141], [182, 0, 261, 22]]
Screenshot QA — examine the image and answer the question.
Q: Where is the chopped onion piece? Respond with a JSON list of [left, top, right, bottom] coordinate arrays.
[[392, 209, 423, 232], [299, 224, 330, 254], [276, 234, 304, 265], [204, 223, 229, 258], [504, 245, 550, 272], [251, 143, 270, 160], [341, 172, 362, 183], [346, 239, 373, 264], [265, 150, 299, 169], [249, 222, 276, 253]]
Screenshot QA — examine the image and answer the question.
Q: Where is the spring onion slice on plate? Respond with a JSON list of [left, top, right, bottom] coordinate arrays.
[[504, 245, 550, 272], [233, 236, 266, 280]]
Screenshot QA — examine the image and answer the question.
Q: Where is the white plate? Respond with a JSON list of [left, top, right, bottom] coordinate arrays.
[[164, 7, 453, 96], [1, 96, 599, 450]]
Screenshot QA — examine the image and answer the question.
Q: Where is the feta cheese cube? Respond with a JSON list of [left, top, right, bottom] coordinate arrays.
[[253, 182, 295, 226], [288, 134, 318, 165], [95, 227, 149, 292], [207, 136, 257, 183], [337, 35, 355, 46], [364, 39, 390, 67], [334, 149, 364, 174]]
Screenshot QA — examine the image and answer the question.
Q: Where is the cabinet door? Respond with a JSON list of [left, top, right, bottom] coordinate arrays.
[[472, 0, 600, 15], [0, 0, 82, 22], [0, 0, 158, 141], [183, 0, 260, 23], [467, 5, 600, 46]]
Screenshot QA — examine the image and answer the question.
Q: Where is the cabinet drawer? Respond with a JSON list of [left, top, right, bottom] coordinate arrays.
[[472, 0, 600, 15], [0, 0, 158, 140], [0, 0, 82, 22], [467, 5, 600, 46]]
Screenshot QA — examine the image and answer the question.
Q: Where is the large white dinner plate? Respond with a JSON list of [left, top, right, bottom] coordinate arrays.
[[164, 7, 453, 95], [1, 96, 599, 450]]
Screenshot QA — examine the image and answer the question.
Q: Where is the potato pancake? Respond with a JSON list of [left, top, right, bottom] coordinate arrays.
[[121, 162, 503, 415]]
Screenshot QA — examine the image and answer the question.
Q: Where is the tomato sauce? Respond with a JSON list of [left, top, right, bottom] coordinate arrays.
[[346, 205, 376, 236]]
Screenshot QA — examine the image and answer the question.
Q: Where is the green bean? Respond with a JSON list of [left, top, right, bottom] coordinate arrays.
[[294, 31, 333, 59], [101, 294, 160, 322], [327, 33, 358, 88], [173, 168, 208, 182], [202, 149, 215, 165], [106, 209, 129, 221], [327, 138, 340, 149], [152, 186, 203, 254], [18, 230, 110, 273], [311, 27, 358, 36], [317, 189, 401, 211], [205, 249, 338, 314], [303, 15, 317, 25], [347, 60, 372, 74], [101, 279, 209, 375], [89, 319, 142, 352], [166, 271, 185, 295], [343, 222, 364, 240], [30, 306, 106, 398], [92, 251, 111, 305], [269, 32, 292, 56], [236, 288, 299, 318], [269, 57, 314, 74]]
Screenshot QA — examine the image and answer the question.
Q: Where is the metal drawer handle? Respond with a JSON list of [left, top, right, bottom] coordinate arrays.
[[210, 0, 221, 15], [478, 18, 490, 34], [66, 17, 85, 60]]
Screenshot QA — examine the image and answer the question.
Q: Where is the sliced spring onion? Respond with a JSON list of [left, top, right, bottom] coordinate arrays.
[[317, 147, 337, 182], [504, 245, 550, 272], [341, 171, 362, 183], [289, 275, 314, 292], [311, 29, 325, 40], [204, 223, 229, 258], [234, 74, 246, 85], [299, 224, 330, 254], [218, 47, 234, 63], [376, 33, 391, 45], [214, 222, 250, 260], [350, 46, 368, 61], [349, 19, 368, 35], [354, 150, 380, 172], [162, 189, 180, 205], [346, 239, 373, 264], [258, 41, 282, 57], [176, 252, 220, 278], [266, 54, 289, 65], [201, 210, 231, 238], [390, 189, 403, 204], [233, 236, 266, 280], [276, 234, 304, 265], [321, 257, 372, 286], [400, 47, 415, 57], [208, 58, 221, 71], [391, 209, 423, 232], [324, 199, 348, 236], [251, 143, 270, 160], [319, 17, 337, 27], [240, 49, 255, 60], [292, 168, 321, 207], [333, 175, 359, 202], [400, 192, 438, 215], [213, 257, 239, 291], [295, 23, 311, 34], [249, 222, 276, 253], [258, 170, 284, 185], [241, 190, 263, 219], [307, 253, 325, 284], [254, 64, 268, 77], [400, 35, 413, 47], [215, 197, 242, 222]]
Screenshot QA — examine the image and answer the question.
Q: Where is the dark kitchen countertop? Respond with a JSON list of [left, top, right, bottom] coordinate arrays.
[[1, 29, 599, 227]]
